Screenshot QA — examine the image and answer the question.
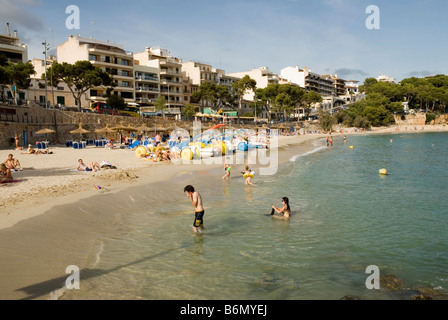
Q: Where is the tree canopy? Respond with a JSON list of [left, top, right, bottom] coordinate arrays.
[[45, 60, 114, 109], [333, 74, 448, 128], [0, 57, 35, 104], [192, 81, 236, 111], [256, 83, 307, 120]]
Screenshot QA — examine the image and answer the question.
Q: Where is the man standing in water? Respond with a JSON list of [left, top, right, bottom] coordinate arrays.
[[184, 185, 205, 233]]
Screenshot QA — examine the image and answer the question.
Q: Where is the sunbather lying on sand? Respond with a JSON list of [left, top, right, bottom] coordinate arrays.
[[77, 159, 101, 172]]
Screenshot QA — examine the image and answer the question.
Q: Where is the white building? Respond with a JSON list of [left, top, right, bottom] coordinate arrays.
[[57, 35, 135, 106], [376, 74, 396, 84], [0, 24, 28, 64], [280, 66, 334, 97], [345, 80, 360, 95], [134, 47, 183, 116], [227, 66, 279, 101]]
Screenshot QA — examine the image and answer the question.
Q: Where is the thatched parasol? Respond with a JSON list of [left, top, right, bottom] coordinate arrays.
[[135, 123, 153, 133], [70, 123, 90, 135], [70, 123, 91, 141], [94, 124, 116, 134], [36, 128, 56, 135]]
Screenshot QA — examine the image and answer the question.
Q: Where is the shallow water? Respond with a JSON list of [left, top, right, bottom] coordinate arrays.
[[60, 132, 448, 300]]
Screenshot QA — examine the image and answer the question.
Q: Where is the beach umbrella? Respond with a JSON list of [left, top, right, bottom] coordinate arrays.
[[70, 123, 91, 141], [135, 123, 153, 133], [36, 128, 56, 135], [94, 124, 116, 134], [94, 124, 116, 140]]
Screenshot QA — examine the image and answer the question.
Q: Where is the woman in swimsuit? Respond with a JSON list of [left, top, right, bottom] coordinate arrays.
[[271, 197, 291, 219]]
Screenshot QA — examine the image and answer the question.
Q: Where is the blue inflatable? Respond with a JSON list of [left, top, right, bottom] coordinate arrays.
[[238, 142, 248, 151]]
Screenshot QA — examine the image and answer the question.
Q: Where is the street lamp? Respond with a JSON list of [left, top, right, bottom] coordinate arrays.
[[42, 41, 50, 108]]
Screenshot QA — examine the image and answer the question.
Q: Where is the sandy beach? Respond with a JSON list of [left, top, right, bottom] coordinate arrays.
[[1, 123, 447, 300]]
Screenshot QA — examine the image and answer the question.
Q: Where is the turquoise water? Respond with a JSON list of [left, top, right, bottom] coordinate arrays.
[[61, 132, 448, 300]]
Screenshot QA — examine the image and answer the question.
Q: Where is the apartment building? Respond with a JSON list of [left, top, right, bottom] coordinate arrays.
[[345, 80, 360, 95], [181, 61, 240, 113], [281, 66, 334, 97], [134, 64, 160, 106], [0, 24, 28, 64], [321, 74, 346, 97], [227, 66, 279, 101], [377, 74, 396, 84], [134, 47, 183, 116], [57, 35, 135, 107]]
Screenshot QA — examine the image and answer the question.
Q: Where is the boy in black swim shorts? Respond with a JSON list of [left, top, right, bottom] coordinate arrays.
[[184, 185, 205, 233]]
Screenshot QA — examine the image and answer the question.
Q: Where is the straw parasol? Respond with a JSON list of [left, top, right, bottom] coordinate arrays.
[[135, 123, 153, 133], [70, 123, 91, 141], [94, 124, 116, 134], [36, 128, 56, 135]]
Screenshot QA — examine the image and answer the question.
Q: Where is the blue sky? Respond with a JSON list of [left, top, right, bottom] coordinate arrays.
[[1, 0, 447, 82]]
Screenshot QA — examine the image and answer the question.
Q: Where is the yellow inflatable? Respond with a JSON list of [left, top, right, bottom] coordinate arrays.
[[135, 146, 149, 158], [243, 172, 255, 179], [379, 169, 388, 175], [181, 148, 194, 160], [349, 146, 354, 149], [189, 142, 205, 148]]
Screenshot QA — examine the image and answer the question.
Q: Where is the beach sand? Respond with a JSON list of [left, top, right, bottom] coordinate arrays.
[[0, 124, 447, 300]]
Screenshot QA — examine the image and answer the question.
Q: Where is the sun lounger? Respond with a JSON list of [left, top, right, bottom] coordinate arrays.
[[127, 140, 141, 150]]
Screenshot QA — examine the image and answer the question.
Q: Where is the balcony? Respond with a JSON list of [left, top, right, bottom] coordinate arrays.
[[135, 75, 159, 82], [136, 87, 160, 93], [160, 79, 182, 85], [160, 69, 181, 76]]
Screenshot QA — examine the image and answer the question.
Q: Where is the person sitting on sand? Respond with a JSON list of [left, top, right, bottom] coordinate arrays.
[[3, 154, 22, 171], [271, 197, 291, 220], [162, 150, 172, 161], [0, 163, 13, 183], [77, 159, 101, 172], [25, 144, 36, 154]]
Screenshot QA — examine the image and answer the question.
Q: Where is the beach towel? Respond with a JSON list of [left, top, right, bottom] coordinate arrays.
[[0, 180, 22, 184]]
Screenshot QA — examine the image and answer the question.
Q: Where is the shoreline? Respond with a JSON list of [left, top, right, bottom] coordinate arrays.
[[1, 124, 447, 300]]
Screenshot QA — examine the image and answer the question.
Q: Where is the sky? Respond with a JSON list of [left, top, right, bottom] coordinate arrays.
[[0, 0, 447, 83]]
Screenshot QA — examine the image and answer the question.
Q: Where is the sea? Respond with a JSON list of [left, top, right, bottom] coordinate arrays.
[[58, 132, 448, 300]]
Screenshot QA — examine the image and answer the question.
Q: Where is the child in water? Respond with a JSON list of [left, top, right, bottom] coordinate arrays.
[[271, 197, 291, 219], [222, 157, 231, 180], [242, 165, 255, 186]]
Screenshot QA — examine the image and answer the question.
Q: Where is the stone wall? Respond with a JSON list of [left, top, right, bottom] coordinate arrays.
[[0, 102, 212, 149]]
